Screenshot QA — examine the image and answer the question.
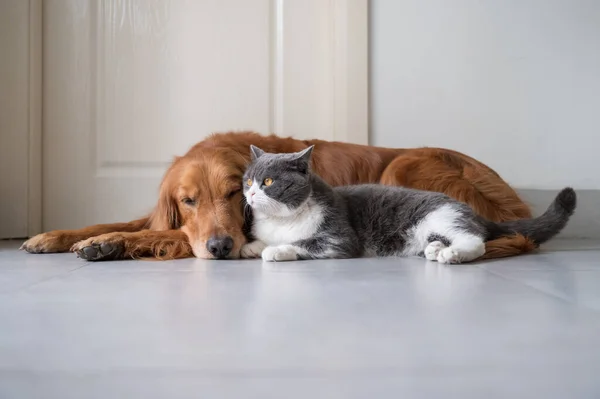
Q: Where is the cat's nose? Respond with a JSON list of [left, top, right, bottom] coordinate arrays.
[[206, 236, 234, 259]]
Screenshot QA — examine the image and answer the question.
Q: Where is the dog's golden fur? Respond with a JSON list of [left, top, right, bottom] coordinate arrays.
[[22, 131, 535, 260]]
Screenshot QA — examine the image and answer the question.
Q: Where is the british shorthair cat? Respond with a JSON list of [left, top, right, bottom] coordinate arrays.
[[241, 145, 576, 264]]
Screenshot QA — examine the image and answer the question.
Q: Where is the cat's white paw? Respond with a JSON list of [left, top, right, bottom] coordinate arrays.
[[262, 245, 299, 262], [240, 240, 267, 258], [437, 247, 462, 264], [424, 241, 446, 261]]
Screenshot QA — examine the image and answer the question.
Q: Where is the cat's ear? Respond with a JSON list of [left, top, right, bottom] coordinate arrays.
[[249, 145, 265, 160], [293, 145, 314, 173], [295, 145, 314, 163]]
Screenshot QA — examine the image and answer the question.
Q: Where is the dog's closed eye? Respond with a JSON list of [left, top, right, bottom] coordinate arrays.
[[181, 197, 196, 206], [227, 187, 241, 199]]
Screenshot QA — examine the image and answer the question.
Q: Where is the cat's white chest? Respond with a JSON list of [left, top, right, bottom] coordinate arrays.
[[252, 204, 324, 245]]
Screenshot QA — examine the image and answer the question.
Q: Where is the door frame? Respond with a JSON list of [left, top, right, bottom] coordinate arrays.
[[29, 0, 368, 236], [28, 0, 43, 237]]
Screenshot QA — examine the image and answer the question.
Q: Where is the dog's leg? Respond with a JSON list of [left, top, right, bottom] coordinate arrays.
[[20, 218, 149, 254], [71, 229, 193, 261]]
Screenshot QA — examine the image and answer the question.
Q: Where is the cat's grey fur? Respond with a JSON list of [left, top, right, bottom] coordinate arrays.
[[241, 145, 577, 263]]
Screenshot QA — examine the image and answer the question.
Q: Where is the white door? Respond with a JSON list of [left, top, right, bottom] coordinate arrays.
[[43, 0, 368, 231]]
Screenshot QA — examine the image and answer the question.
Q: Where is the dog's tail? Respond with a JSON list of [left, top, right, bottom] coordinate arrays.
[[482, 188, 576, 258], [481, 234, 537, 260]]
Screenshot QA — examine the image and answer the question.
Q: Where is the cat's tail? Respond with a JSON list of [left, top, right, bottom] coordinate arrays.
[[484, 187, 577, 245]]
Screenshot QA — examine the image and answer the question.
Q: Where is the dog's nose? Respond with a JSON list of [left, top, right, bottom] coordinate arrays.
[[206, 236, 234, 259]]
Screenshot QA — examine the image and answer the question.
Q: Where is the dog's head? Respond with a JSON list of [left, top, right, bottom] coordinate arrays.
[[148, 147, 249, 259]]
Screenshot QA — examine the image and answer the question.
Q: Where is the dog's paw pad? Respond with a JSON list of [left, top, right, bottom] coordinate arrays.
[[76, 242, 125, 261]]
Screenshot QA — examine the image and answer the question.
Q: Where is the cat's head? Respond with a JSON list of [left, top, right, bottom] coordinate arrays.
[[243, 145, 314, 217]]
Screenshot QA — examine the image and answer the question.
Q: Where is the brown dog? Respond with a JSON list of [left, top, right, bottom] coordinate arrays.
[[21, 131, 535, 261]]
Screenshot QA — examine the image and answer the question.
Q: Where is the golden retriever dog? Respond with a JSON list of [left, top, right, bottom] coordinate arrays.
[[21, 131, 534, 261]]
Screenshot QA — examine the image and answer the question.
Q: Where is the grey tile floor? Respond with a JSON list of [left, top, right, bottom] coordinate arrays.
[[1, 239, 600, 398]]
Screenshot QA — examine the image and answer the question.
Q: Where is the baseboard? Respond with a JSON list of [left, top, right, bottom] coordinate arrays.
[[517, 189, 600, 240]]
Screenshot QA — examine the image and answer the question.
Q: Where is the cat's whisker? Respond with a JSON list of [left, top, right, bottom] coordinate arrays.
[[243, 203, 252, 219]]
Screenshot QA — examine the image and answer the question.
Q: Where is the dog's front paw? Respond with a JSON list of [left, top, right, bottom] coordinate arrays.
[[20, 232, 73, 253], [71, 233, 127, 261], [240, 240, 267, 259], [261, 245, 299, 262]]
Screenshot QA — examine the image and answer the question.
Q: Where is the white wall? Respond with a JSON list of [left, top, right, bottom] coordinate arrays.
[[370, 0, 600, 190]]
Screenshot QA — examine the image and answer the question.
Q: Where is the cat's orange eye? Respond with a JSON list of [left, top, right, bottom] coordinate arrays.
[[246, 178, 253, 186], [264, 177, 273, 186]]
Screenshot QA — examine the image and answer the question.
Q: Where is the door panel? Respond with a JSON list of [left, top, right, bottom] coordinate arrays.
[[43, 0, 368, 230]]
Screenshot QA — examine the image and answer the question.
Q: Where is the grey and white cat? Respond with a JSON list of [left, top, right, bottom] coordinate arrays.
[[241, 145, 576, 264]]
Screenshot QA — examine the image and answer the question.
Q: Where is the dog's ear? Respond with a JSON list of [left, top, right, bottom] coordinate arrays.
[[148, 180, 180, 230], [249, 145, 265, 160]]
